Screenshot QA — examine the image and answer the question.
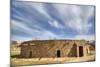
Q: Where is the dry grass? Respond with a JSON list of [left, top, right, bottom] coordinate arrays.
[[11, 55, 95, 67]]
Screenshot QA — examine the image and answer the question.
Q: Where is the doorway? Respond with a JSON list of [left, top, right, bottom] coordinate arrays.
[[79, 46, 83, 57], [29, 51, 32, 58], [57, 50, 61, 57]]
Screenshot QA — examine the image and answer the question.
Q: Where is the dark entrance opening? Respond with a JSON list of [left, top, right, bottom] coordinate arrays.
[[57, 50, 61, 57], [29, 51, 32, 58], [79, 46, 83, 57], [86, 49, 88, 54]]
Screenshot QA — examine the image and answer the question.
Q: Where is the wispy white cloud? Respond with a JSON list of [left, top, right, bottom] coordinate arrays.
[[74, 35, 95, 41], [38, 30, 58, 40], [11, 20, 58, 40], [11, 20, 40, 35], [53, 4, 94, 34], [28, 3, 53, 20], [11, 2, 95, 41], [11, 35, 32, 41], [48, 20, 64, 29]]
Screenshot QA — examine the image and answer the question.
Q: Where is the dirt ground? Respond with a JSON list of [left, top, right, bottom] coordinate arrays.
[[11, 55, 95, 67]]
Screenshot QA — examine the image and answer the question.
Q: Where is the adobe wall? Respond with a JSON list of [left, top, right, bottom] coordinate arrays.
[[20, 40, 89, 58]]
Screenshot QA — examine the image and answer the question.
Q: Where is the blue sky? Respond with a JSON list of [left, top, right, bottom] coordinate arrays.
[[11, 1, 95, 41]]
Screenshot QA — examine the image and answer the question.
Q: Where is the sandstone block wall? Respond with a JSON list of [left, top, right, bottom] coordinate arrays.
[[20, 40, 93, 58]]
